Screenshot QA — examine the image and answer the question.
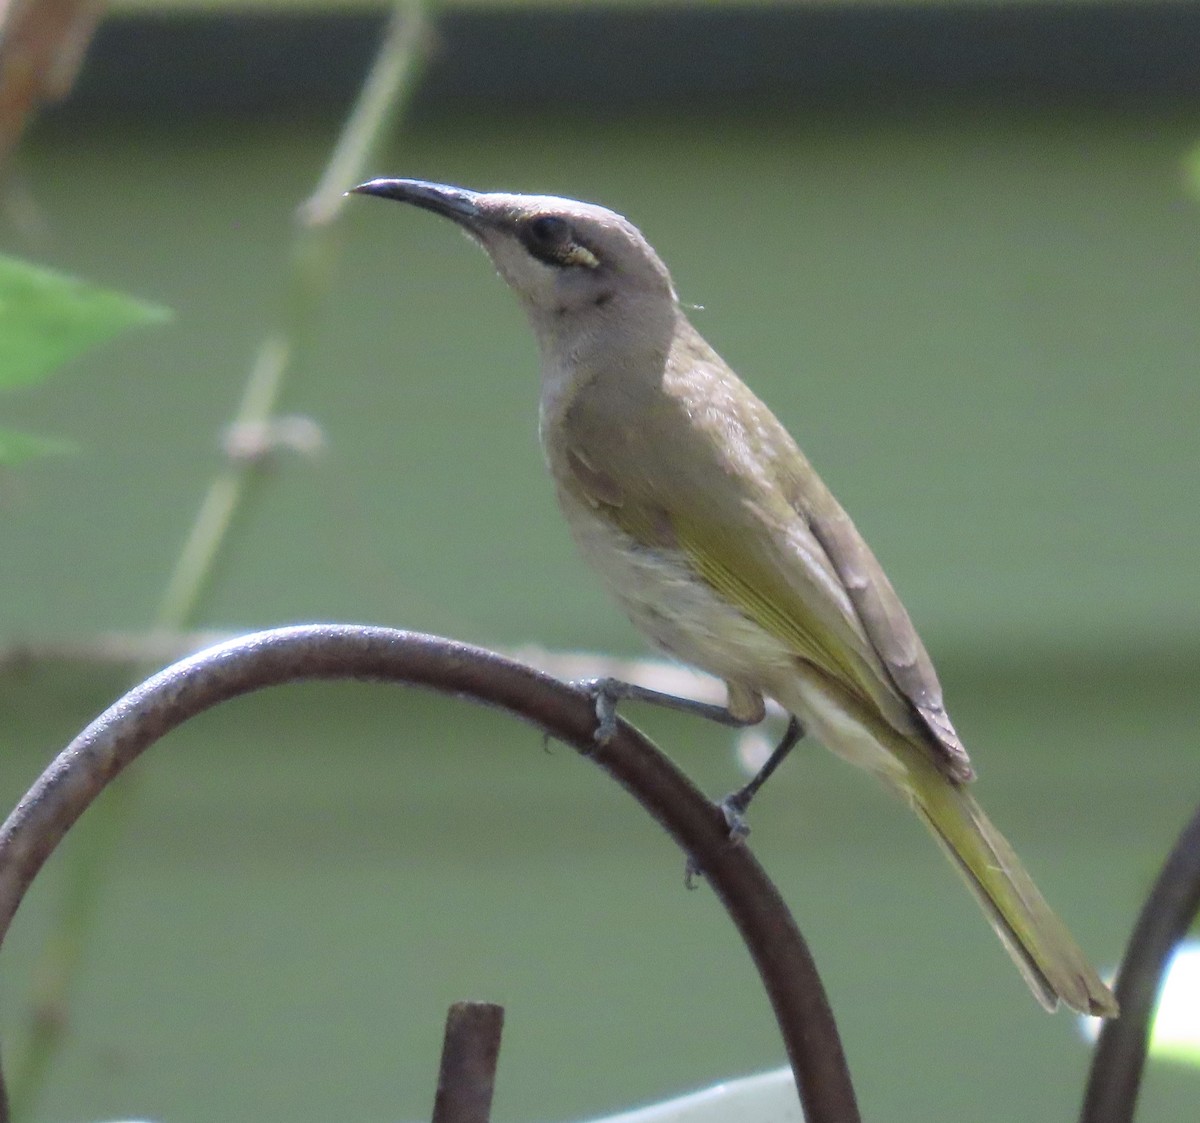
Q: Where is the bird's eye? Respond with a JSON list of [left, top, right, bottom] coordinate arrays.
[[520, 214, 600, 269], [527, 215, 571, 245]]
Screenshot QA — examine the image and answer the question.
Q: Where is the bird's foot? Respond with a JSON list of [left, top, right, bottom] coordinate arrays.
[[719, 792, 754, 841], [682, 802, 751, 890], [575, 676, 625, 745]]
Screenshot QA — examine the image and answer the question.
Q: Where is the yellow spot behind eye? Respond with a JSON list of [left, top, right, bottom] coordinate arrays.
[[564, 244, 600, 268]]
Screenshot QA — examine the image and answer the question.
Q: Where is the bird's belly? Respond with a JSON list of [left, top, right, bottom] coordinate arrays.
[[773, 672, 914, 786], [559, 494, 796, 688], [558, 490, 913, 786]]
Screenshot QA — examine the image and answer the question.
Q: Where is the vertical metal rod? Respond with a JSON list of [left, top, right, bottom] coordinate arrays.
[[431, 1001, 505, 1123]]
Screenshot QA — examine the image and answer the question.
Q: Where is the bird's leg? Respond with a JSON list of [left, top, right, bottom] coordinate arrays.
[[720, 714, 806, 836], [685, 717, 805, 887], [576, 676, 760, 744]]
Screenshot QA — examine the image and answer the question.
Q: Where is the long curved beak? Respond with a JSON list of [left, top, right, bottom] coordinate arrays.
[[350, 178, 483, 229]]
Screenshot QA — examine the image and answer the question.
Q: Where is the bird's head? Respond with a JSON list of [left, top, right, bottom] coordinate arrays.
[[352, 179, 677, 333]]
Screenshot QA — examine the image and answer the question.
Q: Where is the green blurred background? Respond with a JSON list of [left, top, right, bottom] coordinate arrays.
[[2, 3, 1200, 1121]]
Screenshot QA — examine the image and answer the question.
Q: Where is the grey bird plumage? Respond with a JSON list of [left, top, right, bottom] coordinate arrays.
[[353, 177, 1118, 1018]]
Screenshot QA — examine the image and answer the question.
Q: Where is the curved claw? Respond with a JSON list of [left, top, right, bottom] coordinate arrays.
[[720, 796, 753, 842], [573, 676, 625, 745], [592, 686, 620, 743]]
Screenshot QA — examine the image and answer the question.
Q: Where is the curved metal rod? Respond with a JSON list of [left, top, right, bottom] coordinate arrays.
[[0, 624, 859, 1123], [1078, 800, 1200, 1123]]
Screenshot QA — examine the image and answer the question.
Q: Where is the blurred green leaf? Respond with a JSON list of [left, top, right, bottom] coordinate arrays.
[[0, 254, 171, 392], [0, 428, 77, 465]]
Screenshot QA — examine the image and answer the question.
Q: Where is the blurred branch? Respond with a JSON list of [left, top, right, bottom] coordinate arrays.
[[0, 629, 737, 706], [7, 1, 434, 1116], [1078, 800, 1200, 1123], [154, 0, 431, 629], [0, 630, 791, 784], [0, 0, 103, 170], [0, 629, 798, 739], [0, 629, 234, 669], [0, 625, 860, 1123]]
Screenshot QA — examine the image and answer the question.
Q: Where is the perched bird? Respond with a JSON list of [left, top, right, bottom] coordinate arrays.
[[353, 177, 1118, 1018]]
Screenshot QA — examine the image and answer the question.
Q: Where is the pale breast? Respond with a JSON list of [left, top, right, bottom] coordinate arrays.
[[555, 482, 920, 788], [554, 485, 797, 687]]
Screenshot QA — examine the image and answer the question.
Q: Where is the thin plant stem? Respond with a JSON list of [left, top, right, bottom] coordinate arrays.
[[156, 0, 431, 631], [6, 3, 432, 1116]]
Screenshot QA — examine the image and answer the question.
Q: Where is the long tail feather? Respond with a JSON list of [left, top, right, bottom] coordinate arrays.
[[910, 764, 1118, 1017]]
